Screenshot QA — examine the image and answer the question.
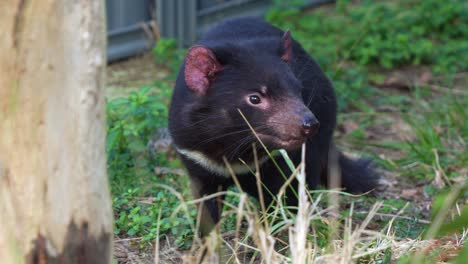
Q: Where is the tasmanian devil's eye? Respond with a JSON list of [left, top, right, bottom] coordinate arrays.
[[249, 95, 261, 105]]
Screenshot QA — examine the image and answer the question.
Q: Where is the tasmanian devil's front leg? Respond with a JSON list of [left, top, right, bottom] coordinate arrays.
[[187, 166, 227, 236]]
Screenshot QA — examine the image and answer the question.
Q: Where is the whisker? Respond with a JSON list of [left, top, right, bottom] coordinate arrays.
[[189, 125, 271, 149], [224, 135, 255, 160], [223, 126, 270, 160]]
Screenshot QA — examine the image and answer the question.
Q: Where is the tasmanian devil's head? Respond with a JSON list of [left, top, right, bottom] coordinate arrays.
[[178, 31, 319, 160]]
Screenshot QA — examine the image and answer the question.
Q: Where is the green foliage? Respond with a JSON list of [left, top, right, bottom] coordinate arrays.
[[430, 184, 468, 238], [152, 38, 186, 77], [329, 67, 375, 110], [107, 85, 197, 247], [107, 86, 170, 190], [376, 93, 468, 180], [433, 39, 468, 73], [438, 206, 468, 235], [113, 187, 196, 248], [453, 243, 468, 264], [269, 0, 468, 71], [342, 2, 435, 68], [267, 0, 468, 109]]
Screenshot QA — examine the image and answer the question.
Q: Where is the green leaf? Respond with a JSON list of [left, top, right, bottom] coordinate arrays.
[[431, 185, 467, 220], [437, 205, 468, 236], [453, 242, 468, 264]]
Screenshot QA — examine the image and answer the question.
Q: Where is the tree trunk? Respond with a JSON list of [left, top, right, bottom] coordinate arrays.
[[0, 1, 112, 263]]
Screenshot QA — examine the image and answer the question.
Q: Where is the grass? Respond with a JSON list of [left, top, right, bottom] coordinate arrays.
[[154, 152, 394, 263], [107, 0, 468, 262]]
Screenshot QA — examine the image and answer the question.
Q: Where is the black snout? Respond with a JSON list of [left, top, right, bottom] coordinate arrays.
[[301, 113, 320, 137]]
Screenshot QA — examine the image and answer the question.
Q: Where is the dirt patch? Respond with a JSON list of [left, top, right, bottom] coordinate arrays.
[[114, 236, 185, 264], [370, 66, 468, 97], [106, 53, 169, 99]]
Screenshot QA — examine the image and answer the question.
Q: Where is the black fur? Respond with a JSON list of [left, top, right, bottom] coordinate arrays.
[[168, 17, 378, 235]]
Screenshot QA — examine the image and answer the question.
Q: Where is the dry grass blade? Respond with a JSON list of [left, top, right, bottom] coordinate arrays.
[[224, 156, 280, 263], [327, 147, 342, 248], [154, 208, 162, 264], [290, 144, 310, 264]]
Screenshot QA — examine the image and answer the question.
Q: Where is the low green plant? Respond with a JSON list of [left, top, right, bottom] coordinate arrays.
[[107, 85, 197, 247], [152, 38, 186, 77], [113, 187, 196, 247], [107, 85, 170, 190]]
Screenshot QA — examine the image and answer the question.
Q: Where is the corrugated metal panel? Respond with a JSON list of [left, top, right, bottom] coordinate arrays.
[[197, 0, 265, 16], [156, 0, 197, 48], [106, 0, 155, 62], [157, 0, 333, 48], [107, 0, 333, 61]]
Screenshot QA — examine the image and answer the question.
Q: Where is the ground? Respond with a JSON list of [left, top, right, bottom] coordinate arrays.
[[106, 54, 168, 99]]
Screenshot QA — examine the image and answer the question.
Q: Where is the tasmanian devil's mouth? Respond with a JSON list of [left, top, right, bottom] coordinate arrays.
[[256, 133, 305, 149]]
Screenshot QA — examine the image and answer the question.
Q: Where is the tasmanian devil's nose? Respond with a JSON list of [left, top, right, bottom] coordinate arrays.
[[302, 114, 320, 136]]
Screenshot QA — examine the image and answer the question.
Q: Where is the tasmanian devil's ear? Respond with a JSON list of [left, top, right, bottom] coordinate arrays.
[[184, 45, 223, 95], [281, 30, 292, 63]]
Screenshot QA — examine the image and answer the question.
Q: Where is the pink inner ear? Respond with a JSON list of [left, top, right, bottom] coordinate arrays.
[[184, 46, 223, 95], [281, 30, 292, 63]]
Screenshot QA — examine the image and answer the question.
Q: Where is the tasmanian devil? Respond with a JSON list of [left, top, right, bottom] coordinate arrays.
[[168, 17, 377, 235]]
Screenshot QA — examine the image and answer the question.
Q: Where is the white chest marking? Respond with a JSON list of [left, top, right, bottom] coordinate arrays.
[[176, 147, 270, 178]]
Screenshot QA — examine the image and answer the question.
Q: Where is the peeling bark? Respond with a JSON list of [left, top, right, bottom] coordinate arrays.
[[26, 222, 111, 264]]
